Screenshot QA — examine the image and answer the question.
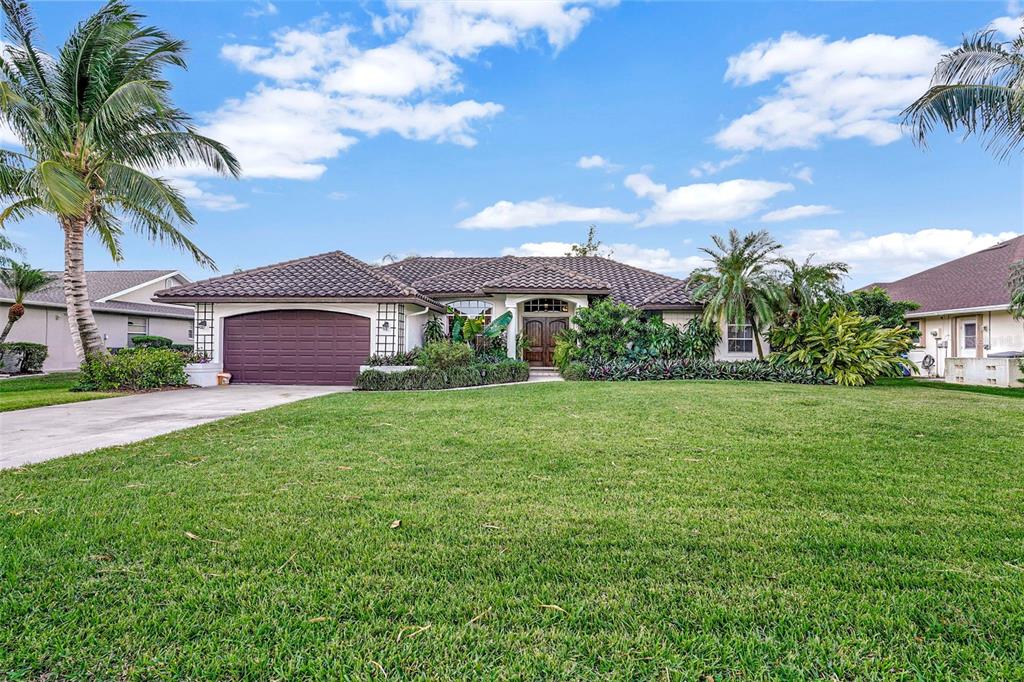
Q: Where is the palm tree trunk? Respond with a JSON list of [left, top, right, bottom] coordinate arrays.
[[61, 216, 106, 360], [0, 315, 16, 343], [752, 319, 765, 360]]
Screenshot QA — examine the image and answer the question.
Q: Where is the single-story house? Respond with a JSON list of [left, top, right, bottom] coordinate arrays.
[[867, 235, 1023, 380], [154, 250, 761, 385], [1, 270, 194, 371]]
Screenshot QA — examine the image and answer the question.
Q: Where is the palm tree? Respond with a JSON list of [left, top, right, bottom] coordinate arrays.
[[690, 229, 785, 359], [777, 255, 849, 320], [902, 25, 1024, 160], [0, 261, 54, 341], [0, 0, 240, 360], [1010, 258, 1024, 320]]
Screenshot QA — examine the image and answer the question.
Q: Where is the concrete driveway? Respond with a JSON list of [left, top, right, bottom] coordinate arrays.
[[0, 384, 348, 469]]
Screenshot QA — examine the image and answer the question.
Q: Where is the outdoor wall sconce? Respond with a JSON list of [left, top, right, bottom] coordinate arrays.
[[381, 321, 391, 331]]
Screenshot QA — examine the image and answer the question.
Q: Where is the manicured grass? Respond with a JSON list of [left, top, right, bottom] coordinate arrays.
[[2, 381, 1022, 679], [877, 376, 1024, 398], [0, 372, 122, 412]]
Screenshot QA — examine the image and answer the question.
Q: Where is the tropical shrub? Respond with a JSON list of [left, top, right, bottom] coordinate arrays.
[[170, 343, 194, 353], [561, 361, 589, 381], [356, 359, 528, 391], [674, 318, 721, 362], [417, 341, 475, 370], [556, 299, 652, 363], [129, 335, 173, 348], [0, 341, 48, 373], [78, 347, 188, 390], [574, 357, 828, 384], [365, 350, 421, 366], [843, 287, 920, 331], [769, 306, 916, 386], [423, 316, 446, 344]]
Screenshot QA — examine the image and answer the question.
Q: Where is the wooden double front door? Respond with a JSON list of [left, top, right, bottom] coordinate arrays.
[[523, 317, 568, 366]]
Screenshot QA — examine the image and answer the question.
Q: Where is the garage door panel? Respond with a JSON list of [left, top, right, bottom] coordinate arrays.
[[223, 310, 370, 385]]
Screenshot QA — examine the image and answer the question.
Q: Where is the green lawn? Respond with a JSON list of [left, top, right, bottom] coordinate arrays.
[[876, 376, 1024, 398], [0, 372, 121, 412], [2, 382, 1022, 680]]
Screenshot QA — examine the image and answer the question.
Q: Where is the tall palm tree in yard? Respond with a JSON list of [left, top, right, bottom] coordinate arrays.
[[777, 255, 849, 321], [0, 0, 240, 359], [1010, 258, 1024, 320], [690, 229, 785, 360], [0, 261, 54, 342], [903, 24, 1024, 160]]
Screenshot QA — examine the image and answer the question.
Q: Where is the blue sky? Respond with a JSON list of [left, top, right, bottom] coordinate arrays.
[[8, 0, 1023, 287]]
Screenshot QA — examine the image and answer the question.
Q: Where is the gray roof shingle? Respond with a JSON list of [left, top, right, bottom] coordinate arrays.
[[865, 235, 1024, 314], [0, 270, 192, 318], [480, 263, 610, 293]]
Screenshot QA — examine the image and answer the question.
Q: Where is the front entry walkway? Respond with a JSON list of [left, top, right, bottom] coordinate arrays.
[[0, 384, 348, 470]]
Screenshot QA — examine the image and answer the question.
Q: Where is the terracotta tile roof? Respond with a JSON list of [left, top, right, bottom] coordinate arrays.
[[0, 270, 191, 318], [639, 279, 702, 309], [480, 263, 611, 293], [380, 257, 491, 284], [866, 235, 1024, 314], [155, 251, 445, 310], [384, 255, 687, 307], [409, 257, 532, 295]]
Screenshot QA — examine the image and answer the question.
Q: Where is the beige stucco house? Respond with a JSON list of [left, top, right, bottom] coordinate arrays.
[[868, 235, 1023, 385], [1, 270, 194, 371], [155, 250, 761, 385]]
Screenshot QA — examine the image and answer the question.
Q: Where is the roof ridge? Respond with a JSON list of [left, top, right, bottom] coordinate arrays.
[[330, 250, 424, 297], [157, 251, 347, 297]]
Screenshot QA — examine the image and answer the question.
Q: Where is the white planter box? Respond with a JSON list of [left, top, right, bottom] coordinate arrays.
[[944, 357, 1023, 388], [358, 365, 417, 374], [186, 363, 223, 387]]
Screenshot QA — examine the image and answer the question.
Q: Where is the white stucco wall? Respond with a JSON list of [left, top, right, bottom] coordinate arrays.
[[661, 311, 765, 361], [3, 304, 192, 371], [907, 308, 1023, 377], [111, 275, 188, 305]]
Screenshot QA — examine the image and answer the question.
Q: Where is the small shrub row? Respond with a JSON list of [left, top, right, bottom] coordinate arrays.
[[77, 347, 189, 391], [365, 349, 421, 366], [0, 341, 48, 373], [566, 357, 830, 384], [128, 334, 173, 348], [356, 359, 528, 391]]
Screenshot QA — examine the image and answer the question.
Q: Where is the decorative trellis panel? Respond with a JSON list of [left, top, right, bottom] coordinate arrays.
[[193, 303, 215, 360], [376, 303, 405, 355]]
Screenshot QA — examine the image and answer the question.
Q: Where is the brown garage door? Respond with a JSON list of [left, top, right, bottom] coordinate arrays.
[[223, 310, 370, 385]]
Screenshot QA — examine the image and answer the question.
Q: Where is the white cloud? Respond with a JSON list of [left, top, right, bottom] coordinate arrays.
[[208, 4, 606, 181], [787, 228, 1021, 283], [715, 32, 946, 151], [990, 15, 1022, 39], [790, 164, 814, 184], [689, 154, 747, 178], [245, 1, 278, 19], [222, 26, 354, 81], [400, 1, 597, 57], [327, 191, 348, 200], [576, 154, 613, 170], [458, 198, 638, 229], [171, 179, 247, 212], [321, 44, 459, 97], [502, 241, 709, 276], [760, 204, 839, 222], [0, 120, 19, 146], [624, 173, 793, 226]]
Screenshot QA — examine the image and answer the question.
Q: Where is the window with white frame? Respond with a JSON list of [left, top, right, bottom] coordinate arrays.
[[523, 298, 570, 313], [727, 323, 754, 353], [908, 320, 923, 347], [963, 321, 977, 349], [127, 317, 149, 338]]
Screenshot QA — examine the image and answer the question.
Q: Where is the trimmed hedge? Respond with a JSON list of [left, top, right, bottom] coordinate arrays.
[[78, 347, 189, 391], [0, 342, 48, 373], [170, 343, 194, 353], [356, 360, 529, 391], [365, 349, 421, 367], [129, 335, 173, 348], [569, 357, 830, 384]]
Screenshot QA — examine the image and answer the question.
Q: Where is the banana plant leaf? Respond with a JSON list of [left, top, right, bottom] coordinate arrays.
[[482, 310, 514, 338], [450, 316, 464, 343]]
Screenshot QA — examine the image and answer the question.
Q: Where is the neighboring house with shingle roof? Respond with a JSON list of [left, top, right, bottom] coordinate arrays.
[[154, 249, 756, 385], [1, 270, 194, 371], [865, 235, 1024, 376]]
